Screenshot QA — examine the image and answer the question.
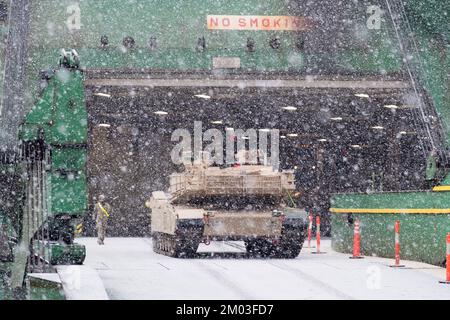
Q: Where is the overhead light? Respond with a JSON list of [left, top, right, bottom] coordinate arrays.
[[330, 117, 343, 121], [318, 139, 327, 142], [94, 92, 111, 98], [282, 106, 297, 111], [399, 131, 407, 135], [351, 144, 362, 149], [211, 120, 223, 125], [355, 93, 370, 99], [287, 133, 298, 137], [98, 124, 111, 128], [194, 94, 211, 99], [154, 111, 168, 115], [384, 104, 399, 109], [226, 127, 234, 131], [371, 126, 384, 130], [259, 128, 271, 132], [280, 135, 287, 139]]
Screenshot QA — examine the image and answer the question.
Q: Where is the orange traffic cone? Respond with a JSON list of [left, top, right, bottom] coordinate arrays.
[[439, 233, 450, 284], [349, 219, 363, 259]]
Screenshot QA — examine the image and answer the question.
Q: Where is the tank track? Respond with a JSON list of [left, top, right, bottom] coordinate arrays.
[[245, 225, 307, 259], [152, 224, 204, 258], [273, 225, 307, 258]]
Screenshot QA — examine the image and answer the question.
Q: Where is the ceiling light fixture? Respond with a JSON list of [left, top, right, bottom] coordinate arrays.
[[194, 94, 211, 99], [98, 124, 111, 128], [94, 92, 111, 98], [330, 117, 343, 121], [259, 128, 271, 132], [287, 133, 298, 137], [154, 111, 168, 115], [211, 120, 223, 125], [371, 126, 384, 130], [355, 93, 370, 99], [282, 106, 297, 111], [318, 139, 327, 142], [384, 104, 399, 109], [351, 144, 362, 148]]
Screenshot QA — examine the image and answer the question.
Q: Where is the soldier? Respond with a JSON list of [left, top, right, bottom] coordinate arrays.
[[93, 195, 111, 245]]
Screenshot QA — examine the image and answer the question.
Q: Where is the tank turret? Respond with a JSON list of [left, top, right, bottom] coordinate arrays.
[[170, 150, 295, 200]]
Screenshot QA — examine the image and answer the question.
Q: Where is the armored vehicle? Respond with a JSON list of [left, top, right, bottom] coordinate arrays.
[[147, 151, 307, 258]]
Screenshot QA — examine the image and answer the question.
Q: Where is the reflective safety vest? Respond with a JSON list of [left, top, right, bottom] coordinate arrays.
[[98, 202, 110, 218]]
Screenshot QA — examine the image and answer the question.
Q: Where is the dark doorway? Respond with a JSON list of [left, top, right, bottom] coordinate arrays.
[[84, 72, 424, 236]]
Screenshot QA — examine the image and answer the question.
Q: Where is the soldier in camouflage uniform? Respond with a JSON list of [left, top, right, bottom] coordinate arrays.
[[93, 195, 111, 245]]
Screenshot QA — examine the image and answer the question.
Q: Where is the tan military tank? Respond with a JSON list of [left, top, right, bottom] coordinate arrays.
[[146, 151, 307, 258]]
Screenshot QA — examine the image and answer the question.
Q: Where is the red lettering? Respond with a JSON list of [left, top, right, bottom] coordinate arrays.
[[250, 18, 258, 27], [273, 18, 281, 28], [209, 17, 219, 27], [222, 17, 230, 27], [292, 18, 301, 29], [238, 18, 247, 27], [208, 15, 309, 31]]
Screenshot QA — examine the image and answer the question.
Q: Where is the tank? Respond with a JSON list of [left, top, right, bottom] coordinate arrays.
[[146, 150, 307, 258]]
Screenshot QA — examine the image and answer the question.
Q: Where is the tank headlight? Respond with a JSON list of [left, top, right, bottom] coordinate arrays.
[[272, 210, 283, 217]]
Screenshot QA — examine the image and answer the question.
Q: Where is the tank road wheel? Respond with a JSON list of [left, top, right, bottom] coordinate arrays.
[[272, 226, 306, 259], [151, 222, 204, 258], [152, 232, 178, 257]]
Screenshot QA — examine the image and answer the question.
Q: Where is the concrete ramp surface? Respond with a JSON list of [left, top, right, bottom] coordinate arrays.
[[56, 265, 109, 300], [76, 237, 450, 300]]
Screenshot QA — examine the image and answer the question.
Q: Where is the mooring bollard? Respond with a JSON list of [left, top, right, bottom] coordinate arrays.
[[350, 219, 363, 259]]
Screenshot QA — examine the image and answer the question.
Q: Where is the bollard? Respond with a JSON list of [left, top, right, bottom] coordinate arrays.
[[390, 221, 405, 268], [312, 215, 326, 254], [439, 233, 450, 284], [349, 219, 364, 259], [307, 212, 314, 248]]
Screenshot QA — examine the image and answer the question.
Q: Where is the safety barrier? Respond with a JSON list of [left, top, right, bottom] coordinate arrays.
[[312, 216, 325, 254], [390, 221, 405, 268], [307, 212, 313, 248], [439, 233, 450, 284], [349, 219, 363, 259]]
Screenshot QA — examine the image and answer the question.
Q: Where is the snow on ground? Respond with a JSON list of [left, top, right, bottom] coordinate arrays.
[[75, 237, 450, 300]]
